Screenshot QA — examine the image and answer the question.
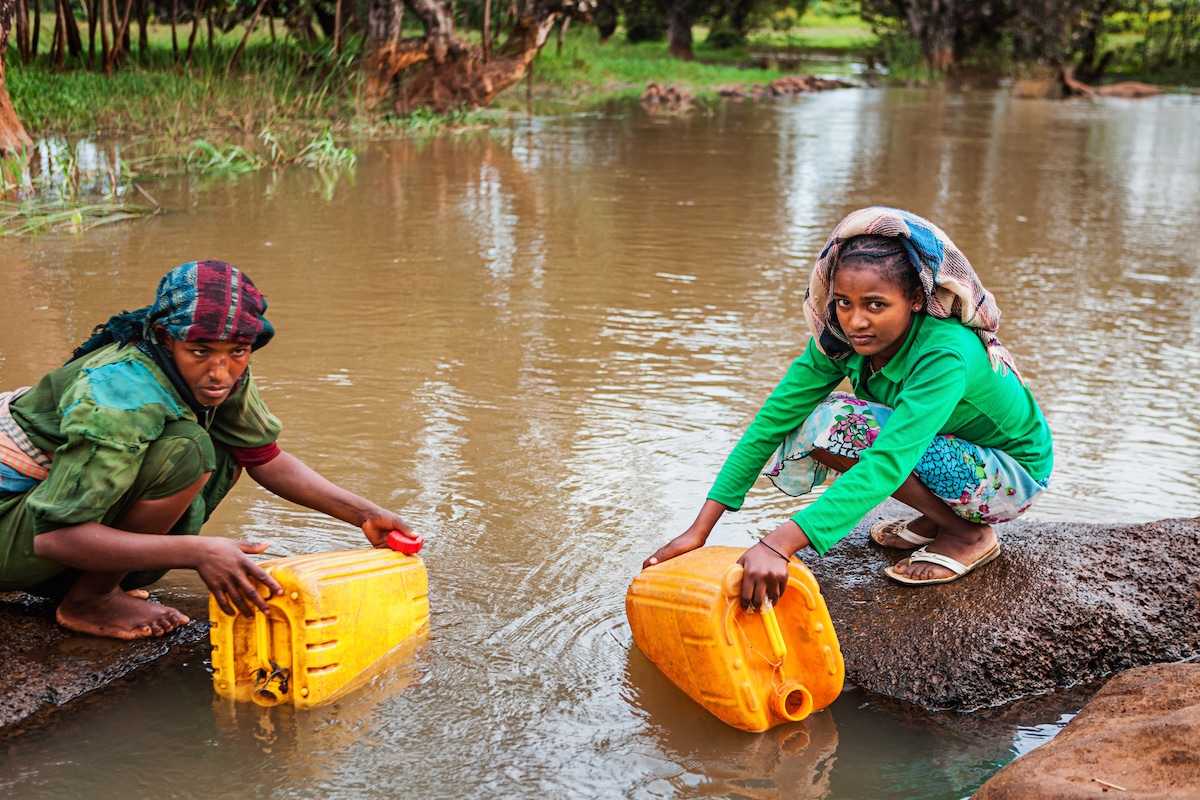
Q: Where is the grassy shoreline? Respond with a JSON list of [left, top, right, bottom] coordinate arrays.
[[7, 15, 874, 142]]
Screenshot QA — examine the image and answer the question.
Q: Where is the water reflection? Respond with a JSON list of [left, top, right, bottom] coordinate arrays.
[[1, 88, 1198, 798]]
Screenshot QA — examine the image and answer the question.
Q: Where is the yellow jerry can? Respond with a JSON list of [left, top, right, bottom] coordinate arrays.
[[210, 533, 429, 709], [626, 545, 844, 732]]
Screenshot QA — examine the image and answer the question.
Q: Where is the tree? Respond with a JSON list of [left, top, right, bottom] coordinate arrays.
[[366, 0, 596, 113], [861, 0, 1014, 71], [0, 0, 33, 154]]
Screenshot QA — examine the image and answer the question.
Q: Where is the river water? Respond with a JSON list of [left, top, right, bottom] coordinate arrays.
[[1, 87, 1199, 799]]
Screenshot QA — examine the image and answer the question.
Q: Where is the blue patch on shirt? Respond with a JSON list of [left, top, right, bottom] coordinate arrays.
[[86, 360, 182, 413]]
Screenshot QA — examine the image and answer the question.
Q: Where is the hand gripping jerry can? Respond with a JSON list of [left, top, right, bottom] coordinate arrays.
[[626, 545, 844, 732], [209, 531, 429, 709]]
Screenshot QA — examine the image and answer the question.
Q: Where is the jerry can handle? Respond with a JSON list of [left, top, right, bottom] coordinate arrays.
[[387, 530, 424, 554], [721, 564, 788, 661]]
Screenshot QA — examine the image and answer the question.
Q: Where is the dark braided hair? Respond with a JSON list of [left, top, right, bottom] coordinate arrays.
[[832, 234, 924, 302]]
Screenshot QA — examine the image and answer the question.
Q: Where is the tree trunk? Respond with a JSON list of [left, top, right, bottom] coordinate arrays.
[[104, 0, 135, 73], [86, 0, 98, 66], [100, 0, 110, 70], [137, 0, 148, 52], [364, 0, 411, 107], [395, 0, 593, 113], [31, 0, 40, 60], [170, 0, 179, 59], [14, 0, 28, 63], [186, 0, 205, 64], [665, 0, 694, 60], [0, 0, 34, 153], [61, 0, 85, 60], [482, 0, 491, 60], [904, 0, 958, 72], [333, 0, 343, 54], [593, 0, 615, 41], [228, 0, 269, 71]]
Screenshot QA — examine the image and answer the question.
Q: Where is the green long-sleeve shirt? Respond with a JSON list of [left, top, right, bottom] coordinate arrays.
[[707, 314, 1053, 555]]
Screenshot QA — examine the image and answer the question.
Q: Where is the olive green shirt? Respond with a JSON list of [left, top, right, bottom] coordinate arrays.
[[708, 315, 1053, 554], [10, 343, 281, 534]]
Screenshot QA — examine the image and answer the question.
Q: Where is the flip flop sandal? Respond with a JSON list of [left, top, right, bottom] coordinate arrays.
[[883, 543, 1002, 586], [868, 518, 935, 549]]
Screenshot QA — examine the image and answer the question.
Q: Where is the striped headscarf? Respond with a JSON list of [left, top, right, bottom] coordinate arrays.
[[803, 207, 1020, 378], [72, 260, 274, 362]]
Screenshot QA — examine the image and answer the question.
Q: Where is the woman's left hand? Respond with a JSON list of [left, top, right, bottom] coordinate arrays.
[[735, 520, 810, 610], [736, 542, 791, 610]]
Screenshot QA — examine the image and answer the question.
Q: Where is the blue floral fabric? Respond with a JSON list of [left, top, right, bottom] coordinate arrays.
[[766, 392, 1048, 525]]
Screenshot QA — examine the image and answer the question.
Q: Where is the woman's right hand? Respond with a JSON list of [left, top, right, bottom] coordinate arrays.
[[643, 499, 729, 570], [192, 538, 283, 617], [643, 528, 707, 569]]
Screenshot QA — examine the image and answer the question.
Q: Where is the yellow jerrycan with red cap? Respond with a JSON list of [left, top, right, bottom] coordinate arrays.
[[209, 531, 429, 709], [626, 545, 844, 732]]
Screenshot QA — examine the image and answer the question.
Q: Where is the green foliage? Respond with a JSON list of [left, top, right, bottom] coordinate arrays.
[[187, 141, 265, 174], [1135, 1, 1200, 78], [706, 24, 747, 49], [872, 30, 938, 83]]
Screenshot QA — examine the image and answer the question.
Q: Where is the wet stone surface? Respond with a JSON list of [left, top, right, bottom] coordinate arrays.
[[0, 573, 211, 735], [814, 501, 1200, 712]]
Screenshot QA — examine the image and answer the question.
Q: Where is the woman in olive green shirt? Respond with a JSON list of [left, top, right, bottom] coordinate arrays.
[[645, 208, 1052, 605], [0, 261, 419, 640]]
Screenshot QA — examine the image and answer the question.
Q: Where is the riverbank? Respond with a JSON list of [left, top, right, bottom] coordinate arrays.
[[7, 16, 873, 142]]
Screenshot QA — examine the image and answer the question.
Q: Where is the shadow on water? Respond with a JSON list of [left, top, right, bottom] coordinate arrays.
[[1, 88, 1199, 797]]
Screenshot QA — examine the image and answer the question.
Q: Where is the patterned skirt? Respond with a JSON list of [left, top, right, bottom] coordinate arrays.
[[764, 392, 1049, 525]]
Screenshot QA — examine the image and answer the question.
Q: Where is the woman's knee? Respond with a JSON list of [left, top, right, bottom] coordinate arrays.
[[136, 421, 216, 501]]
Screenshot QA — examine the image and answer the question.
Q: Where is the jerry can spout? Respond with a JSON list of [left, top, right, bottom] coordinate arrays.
[[772, 680, 814, 722]]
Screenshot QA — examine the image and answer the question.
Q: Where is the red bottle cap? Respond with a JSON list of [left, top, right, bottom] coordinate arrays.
[[387, 530, 424, 554]]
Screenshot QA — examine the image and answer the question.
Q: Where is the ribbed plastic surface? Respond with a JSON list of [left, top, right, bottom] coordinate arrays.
[[626, 545, 844, 732], [210, 548, 429, 709]]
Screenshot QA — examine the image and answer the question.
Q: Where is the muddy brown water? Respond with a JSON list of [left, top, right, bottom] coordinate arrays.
[[1, 88, 1199, 799]]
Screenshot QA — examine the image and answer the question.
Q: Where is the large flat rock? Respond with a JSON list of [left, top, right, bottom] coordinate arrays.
[[809, 503, 1200, 711], [0, 571, 212, 735], [973, 662, 1200, 798]]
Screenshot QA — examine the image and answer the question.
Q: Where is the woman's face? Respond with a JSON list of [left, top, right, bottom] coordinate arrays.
[[832, 264, 923, 364], [161, 335, 253, 407]]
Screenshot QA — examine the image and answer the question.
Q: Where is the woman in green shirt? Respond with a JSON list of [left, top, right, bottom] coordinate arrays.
[[0, 261, 419, 640], [644, 208, 1052, 605]]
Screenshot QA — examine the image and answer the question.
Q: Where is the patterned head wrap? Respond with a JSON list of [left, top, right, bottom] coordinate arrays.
[[142, 260, 273, 348], [803, 207, 1020, 378], [72, 260, 274, 361]]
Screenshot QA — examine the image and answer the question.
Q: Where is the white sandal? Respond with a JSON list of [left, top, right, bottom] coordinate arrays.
[[869, 518, 935, 549], [884, 544, 1002, 585]]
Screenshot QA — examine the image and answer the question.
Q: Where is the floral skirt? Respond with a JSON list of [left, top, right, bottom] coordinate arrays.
[[764, 392, 1049, 525]]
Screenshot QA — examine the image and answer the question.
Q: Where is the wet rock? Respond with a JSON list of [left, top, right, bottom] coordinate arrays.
[[806, 502, 1200, 711], [0, 572, 212, 733], [718, 75, 857, 101], [973, 662, 1200, 799], [639, 83, 692, 113]]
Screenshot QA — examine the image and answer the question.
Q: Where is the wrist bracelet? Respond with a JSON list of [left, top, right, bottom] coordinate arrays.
[[758, 540, 792, 562]]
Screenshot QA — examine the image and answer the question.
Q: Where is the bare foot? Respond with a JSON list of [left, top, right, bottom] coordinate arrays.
[[890, 524, 997, 582], [56, 588, 191, 640], [126, 588, 150, 599]]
